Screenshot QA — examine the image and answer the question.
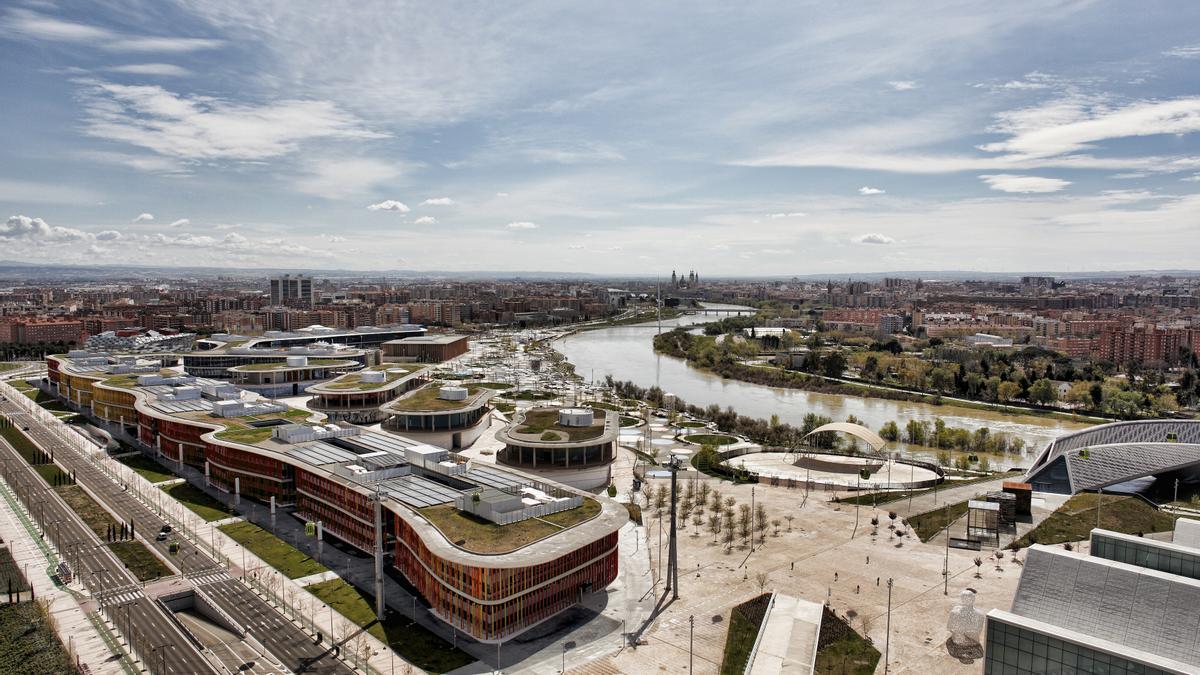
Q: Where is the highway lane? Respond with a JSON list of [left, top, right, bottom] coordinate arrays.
[[0, 396, 355, 674], [0, 423, 214, 674]]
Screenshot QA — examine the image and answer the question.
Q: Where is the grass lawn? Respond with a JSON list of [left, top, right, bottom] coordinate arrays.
[[33, 464, 72, 487], [219, 521, 326, 579], [0, 363, 18, 373], [473, 382, 512, 390], [161, 482, 233, 522], [304, 578, 473, 674], [619, 416, 640, 427], [908, 500, 970, 542], [420, 499, 600, 554], [683, 433, 737, 445], [116, 453, 178, 484], [0, 423, 46, 466], [678, 420, 708, 428], [1014, 493, 1177, 547], [0, 601, 76, 674], [502, 390, 556, 401], [108, 541, 170, 582], [814, 606, 880, 674], [719, 593, 771, 675], [582, 400, 621, 411], [54, 486, 115, 538]]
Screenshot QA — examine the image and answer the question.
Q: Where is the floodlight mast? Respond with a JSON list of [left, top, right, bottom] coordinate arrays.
[[665, 453, 681, 599]]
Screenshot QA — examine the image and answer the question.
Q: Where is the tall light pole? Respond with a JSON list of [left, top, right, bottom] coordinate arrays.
[[689, 615, 695, 674], [884, 578, 894, 674]]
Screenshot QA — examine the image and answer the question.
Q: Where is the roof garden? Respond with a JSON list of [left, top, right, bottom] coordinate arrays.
[[418, 498, 601, 554], [512, 408, 606, 442], [313, 363, 425, 392], [387, 382, 488, 412], [207, 408, 314, 444], [230, 359, 358, 372]]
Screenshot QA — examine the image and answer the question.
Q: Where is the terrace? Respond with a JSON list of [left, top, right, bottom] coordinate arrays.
[[509, 408, 607, 442], [418, 497, 602, 554], [311, 363, 426, 392], [386, 382, 489, 412]]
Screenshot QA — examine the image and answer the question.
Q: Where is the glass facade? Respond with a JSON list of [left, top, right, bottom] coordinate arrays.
[[1091, 532, 1200, 581], [985, 618, 1174, 675]]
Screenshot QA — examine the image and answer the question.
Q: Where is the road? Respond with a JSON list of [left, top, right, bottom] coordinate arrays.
[[0, 393, 356, 674], [0, 420, 213, 674]]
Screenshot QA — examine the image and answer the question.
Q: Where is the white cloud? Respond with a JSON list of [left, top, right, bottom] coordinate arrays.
[[887, 80, 917, 91], [1164, 45, 1200, 59], [506, 221, 539, 229], [419, 197, 455, 206], [367, 200, 410, 213], [95, 230, 122, 241], [1, 215, 102, 242], [858, 186, 885, 195], [3, 9, 223, 53], [979, 174, 1071, 193], [108, 63, 191, 77], [132, 212, 154, 223], [767, 212, 806, 219], [294, 158, 402, 199], [567, 244, 585, 250], [77, 80, 386, 162], [980, 96, 1200, 158], [76, 150, 188, 175], [856, 233, 895, 245], [214, 223, 241, 230], [169, 218, 190, 228], [413, 216, 437, 225], [1182, 174, 1200, 182], [496, 192, 509, 197]]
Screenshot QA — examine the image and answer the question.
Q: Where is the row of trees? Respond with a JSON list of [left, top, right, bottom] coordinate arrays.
[[645, 480, 791, 550]]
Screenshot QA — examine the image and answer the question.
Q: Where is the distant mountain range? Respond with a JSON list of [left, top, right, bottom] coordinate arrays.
[[0, 260, 1196, 283]]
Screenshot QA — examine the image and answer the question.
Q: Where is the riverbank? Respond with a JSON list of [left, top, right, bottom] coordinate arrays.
[[652, 329, 1111, 425]]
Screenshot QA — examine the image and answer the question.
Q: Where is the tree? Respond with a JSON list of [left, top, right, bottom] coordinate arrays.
[[997, 380, 1022, 402], [879, 420, 900, 442], [821, 351, 848, 378], [738, 504, 752, 545], [1066, 381, 1094, 408], [785, 515, 795, 532], [1028, 378, 1058, 405], [755, 572, 770, 593], [888, 511, 897, 529], [772, 518, 782, 537], [974, 557, 983, 578], [653, 485, 667, 513]]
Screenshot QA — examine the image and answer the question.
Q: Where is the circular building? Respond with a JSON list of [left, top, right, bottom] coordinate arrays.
[[381, 382, 495, 450], [307, 364, 428, 424], [495, 406, 619, 490]]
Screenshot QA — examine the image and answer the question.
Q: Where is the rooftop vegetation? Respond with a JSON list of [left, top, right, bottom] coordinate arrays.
[[513, 408, 606, 442], [388, 383, 483, 412], [419, 498, 601, 554]]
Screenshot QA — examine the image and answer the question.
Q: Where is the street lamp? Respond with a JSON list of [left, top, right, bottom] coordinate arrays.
[[884, 578, 894, 674], [561, 640, 575, 673]]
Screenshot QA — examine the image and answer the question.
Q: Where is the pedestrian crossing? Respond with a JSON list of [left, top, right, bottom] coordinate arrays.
[[187, 568, 233, 587], [95, 586, 144, 606]]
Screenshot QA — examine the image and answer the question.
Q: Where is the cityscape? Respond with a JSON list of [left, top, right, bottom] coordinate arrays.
[[3, 3, 1200, 675]]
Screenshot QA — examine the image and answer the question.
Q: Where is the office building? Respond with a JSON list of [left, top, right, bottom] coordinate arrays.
[[269, 274, 314, 308]]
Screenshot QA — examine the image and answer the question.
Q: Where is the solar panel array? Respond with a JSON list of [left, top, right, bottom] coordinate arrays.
[[286, 442, 360, 466], [336, 432, 415, 456], [464, 465, 526, 491], [383, 475, 462, 508], [149, 399, 212, 414]]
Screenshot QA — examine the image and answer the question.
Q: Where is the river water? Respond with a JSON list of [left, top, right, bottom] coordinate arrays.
[[556, 303, 1092, 464]]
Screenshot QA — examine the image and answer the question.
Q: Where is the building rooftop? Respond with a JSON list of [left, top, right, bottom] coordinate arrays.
[[384, 382, 493, 413], [307, 363, 427, 394], [497, 406, 618, 445], [383, 334, 468, 346]]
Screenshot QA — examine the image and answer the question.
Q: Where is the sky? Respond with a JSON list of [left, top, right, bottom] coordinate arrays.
[[2, 1, 1200, 275]]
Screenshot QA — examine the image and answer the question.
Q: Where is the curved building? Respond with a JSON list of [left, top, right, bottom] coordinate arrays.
[[1024, 419, 1200, 494], [306, 364, 428, 424], [228, 356, 361, 397], [40, 351, 623, 644], [381, 382, 495, 449], [495, 406, 618, 490]]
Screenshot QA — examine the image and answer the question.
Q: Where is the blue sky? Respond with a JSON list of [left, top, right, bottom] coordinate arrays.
[[2, 1, 1200, 274]]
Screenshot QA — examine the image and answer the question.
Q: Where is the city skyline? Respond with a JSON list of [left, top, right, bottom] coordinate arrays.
[[4, 2, 1200, 274]]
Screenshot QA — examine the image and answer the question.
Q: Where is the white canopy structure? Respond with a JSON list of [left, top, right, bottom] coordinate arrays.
[[800, 422, 888, 454]]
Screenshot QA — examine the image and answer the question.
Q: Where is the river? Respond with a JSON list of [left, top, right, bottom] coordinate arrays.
[[556, 303, 1092, 466]]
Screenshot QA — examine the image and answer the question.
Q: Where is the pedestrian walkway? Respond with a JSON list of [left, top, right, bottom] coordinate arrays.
[[0, 471, 125, 673]]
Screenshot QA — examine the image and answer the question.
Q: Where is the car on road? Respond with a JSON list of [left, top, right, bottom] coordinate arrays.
[[160, 524, 172, 533], [155, 531, 168, 541]]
